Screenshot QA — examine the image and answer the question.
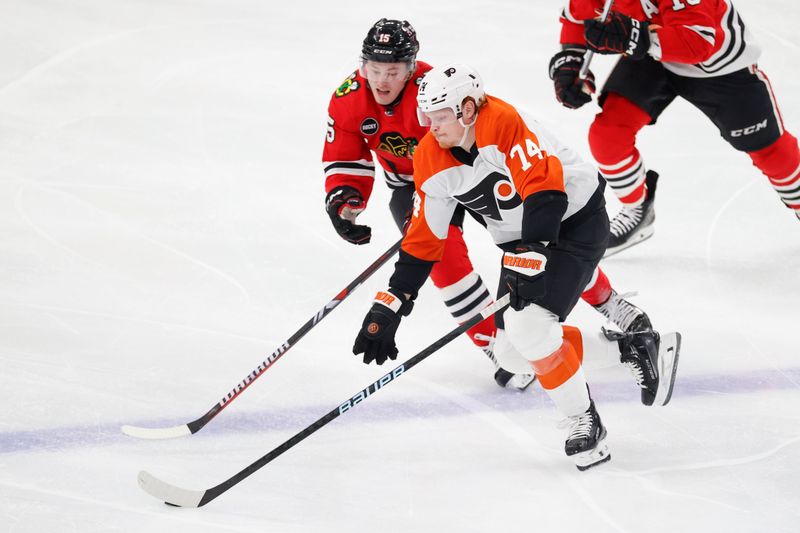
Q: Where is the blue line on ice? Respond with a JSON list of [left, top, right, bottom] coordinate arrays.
[[2, 367, 798, 454]]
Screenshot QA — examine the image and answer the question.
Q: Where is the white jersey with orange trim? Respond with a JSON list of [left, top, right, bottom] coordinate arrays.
[[403, 96, 600, 262]]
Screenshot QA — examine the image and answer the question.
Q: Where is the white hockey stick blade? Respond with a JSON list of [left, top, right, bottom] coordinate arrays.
[[138, 470, 205, 508], [122, 423, 191, 440]]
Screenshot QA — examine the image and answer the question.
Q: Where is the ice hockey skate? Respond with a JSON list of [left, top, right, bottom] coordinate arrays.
[[562, 399, 611, 471], [605, 328, 681, 406], [604, 171, 659, 257], [475, 333, 537, 391], [493, 367, 536, 390], [592, 289, 652, 332]]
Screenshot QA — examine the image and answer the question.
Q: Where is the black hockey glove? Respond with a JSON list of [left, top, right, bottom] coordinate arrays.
[[325, 186, 371, 245], [548, 49, 596, 110], [353, 289, 414, 365], [501, 243, 550, 311], [584, 12, 650, 60]]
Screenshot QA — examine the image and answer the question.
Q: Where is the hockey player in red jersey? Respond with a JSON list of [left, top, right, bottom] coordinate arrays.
[[352, 64, 681, 470], [550, 0, 800, 256], [324, 19, 652, 389]]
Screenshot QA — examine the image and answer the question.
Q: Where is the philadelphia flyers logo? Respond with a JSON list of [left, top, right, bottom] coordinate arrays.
[[454, 172, 521, 221]]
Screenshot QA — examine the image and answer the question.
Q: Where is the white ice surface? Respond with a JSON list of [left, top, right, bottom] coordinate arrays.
[[1, 1, 799, 532]]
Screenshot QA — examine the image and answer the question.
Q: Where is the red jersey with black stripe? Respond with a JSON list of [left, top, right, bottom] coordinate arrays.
[[560, 0, 760, 78], [322, 62, 432, 203]]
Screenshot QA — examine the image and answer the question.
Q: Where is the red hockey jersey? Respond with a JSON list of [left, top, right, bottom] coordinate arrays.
[[560, 0, 760, 78], [322, 62, 432, 204]]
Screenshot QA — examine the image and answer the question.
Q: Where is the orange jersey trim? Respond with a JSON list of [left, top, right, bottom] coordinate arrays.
[[475, 96, 565, 201]]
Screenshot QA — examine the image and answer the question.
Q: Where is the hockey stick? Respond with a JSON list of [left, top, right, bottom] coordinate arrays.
[[579, 0, 615, 80], [138, 294, 511, 507], [122, 238, 403, 440]]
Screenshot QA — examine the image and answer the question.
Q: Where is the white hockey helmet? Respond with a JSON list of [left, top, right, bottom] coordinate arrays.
[[417, 63, 485, 127]]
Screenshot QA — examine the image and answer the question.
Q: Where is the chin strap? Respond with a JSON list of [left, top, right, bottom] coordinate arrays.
[[456, 120, 474, 149]]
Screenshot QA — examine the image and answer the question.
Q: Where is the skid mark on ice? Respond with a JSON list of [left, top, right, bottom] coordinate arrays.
[[14, 182, 252, 304], [0, 480, 269, 533], [2, 368, 799, 455], [411, 376, 629, 532], [755, 26, 800, 52], [704, 178, 800, 388], [0, 20, 279, 97], [624, 474, 744, 512], [2, 301, 274, 346], [611, 434, 800, 476]]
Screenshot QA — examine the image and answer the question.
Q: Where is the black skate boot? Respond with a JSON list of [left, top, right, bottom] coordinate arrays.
[[474, 333, 537, 391], [604, 171, 659, 257], [604, 328, 681, 406], [563, 399, 611, 471], [493, 367, 536, 390], [592, 289, 653, 332]]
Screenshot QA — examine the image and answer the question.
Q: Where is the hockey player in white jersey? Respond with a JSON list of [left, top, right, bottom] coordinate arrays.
[[351, 64, 682, 470]]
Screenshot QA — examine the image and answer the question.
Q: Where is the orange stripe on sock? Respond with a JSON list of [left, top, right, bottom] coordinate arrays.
[[562, 326, 583, 364], [530, 333, 583, 390]]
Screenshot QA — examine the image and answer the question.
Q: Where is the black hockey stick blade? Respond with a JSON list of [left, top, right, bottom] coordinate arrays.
[[137, 294, 510, 507], [122, 238, 402, 440]]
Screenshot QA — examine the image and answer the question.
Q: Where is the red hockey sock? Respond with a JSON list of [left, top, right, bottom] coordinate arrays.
[[432, 225, 495, 348], [580, 268, 612, 306], [466, 316, 497, 349], [590, 93, 652, 205], [430, 225, 473, 287], [749, 131, 800, 211]]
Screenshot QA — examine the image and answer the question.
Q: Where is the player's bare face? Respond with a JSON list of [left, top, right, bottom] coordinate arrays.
[[423, 109, 463, 148], [363, 61, 411, 105]]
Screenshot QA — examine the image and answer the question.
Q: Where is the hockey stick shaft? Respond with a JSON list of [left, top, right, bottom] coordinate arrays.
[[123, 238, 402, 439], [138, 294, 511, 507], [579, 0, 615, 79]]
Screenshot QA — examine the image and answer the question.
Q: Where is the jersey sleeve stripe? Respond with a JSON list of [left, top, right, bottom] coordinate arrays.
[[697, 3, 746, 74], [684, 25, 716, 46], [560, 6, 580, 24], [383, 172, 413, 188], [323, 159, 374, 172], [325, 168, 374, 179]]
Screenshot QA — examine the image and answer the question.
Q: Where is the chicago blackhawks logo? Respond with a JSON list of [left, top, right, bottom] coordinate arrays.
[[454, 172, 521, 221], [335, 73, 360, 97], [378, 132, 418, 158]]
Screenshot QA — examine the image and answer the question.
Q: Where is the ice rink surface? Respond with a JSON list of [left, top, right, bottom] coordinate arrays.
[[1, 0, 798, 531]]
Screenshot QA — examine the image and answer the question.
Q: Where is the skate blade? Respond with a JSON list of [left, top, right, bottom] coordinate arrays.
[[574, 440, 611, 471], [603, 226, 655, 258], [654, 332, 681, 406], [507, 373, 537, 391]]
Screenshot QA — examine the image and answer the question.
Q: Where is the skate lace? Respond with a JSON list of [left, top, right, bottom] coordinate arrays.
[[474, 333, 500, 370], [597, 291, 641, 331], [473, 333, 495, 347], [622, 357, 646, 387], [558, 410, 594, 441], [609, 204, 644, 237]]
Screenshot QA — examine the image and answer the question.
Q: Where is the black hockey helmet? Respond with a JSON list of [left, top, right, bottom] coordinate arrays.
[[361, 18, 419, 64]]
